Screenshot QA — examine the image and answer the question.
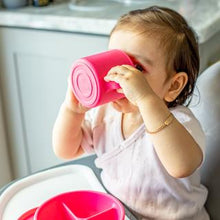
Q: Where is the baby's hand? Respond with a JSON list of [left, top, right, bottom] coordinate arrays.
[[64, 76, 90, 114], [104, 65, 154, 106]]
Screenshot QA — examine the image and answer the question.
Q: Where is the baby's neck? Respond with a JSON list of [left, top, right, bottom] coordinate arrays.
[[121, 112, 143, 140]]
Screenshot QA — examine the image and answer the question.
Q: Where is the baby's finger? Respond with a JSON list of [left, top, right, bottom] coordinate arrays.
[[122, 64, 144, 74], [122, 64, 136, 71], [104, 74, 121, 84], [116, 88, 124, 94], [104, 72, 117, 81], [105, 66, 130, 79], [108, 65, 130, 76]]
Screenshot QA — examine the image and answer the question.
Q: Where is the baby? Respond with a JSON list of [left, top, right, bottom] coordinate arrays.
[[52, 6, 209, 220]]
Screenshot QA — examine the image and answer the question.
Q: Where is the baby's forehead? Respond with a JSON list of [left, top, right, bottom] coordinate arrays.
[[113, 24, 173, 49], [110, 30, 163, 53], [110, 28, 174, 68]]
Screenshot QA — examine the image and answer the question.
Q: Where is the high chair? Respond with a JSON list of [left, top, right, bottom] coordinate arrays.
[[189, 61, 220, 220]]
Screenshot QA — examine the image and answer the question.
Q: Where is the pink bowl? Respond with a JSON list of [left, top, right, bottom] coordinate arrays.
[[71, 49, 134, 108], [19, 190, 125, 220]]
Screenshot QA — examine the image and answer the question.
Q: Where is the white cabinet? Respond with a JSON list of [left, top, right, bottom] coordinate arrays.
[[0, 92, 12, 188], [0, 27, 108, 178]]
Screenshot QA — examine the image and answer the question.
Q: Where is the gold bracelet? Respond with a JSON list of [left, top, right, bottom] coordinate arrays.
[[146, 113, 174, 134]]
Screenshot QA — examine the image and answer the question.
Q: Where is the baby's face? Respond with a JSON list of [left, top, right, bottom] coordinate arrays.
[[108, 30, 174, 113]]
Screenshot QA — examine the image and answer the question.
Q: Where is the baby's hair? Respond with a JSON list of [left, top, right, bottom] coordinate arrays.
[[111, 6, 200, 107]]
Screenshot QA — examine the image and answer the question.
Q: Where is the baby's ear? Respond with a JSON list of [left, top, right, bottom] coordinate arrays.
[[164, 72, 188, 103]]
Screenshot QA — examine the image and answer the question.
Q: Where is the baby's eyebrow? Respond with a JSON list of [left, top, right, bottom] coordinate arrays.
[[134, 54, 154, 66]]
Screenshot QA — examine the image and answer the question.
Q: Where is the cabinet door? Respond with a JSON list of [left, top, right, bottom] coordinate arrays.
[[0, 27, 108, 178], [0, 94, 12, 187]]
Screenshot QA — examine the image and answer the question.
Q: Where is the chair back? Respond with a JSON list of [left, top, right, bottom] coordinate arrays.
[[189, 62, 220, 219]]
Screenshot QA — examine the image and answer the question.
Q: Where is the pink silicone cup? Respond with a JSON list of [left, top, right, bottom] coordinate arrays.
[[71, 49, 134, 108]]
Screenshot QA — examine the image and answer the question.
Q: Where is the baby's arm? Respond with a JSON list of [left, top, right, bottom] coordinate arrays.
[[105, 65, 203, 178], [138, 96, 203, 178], [52, 82, 89, 159]]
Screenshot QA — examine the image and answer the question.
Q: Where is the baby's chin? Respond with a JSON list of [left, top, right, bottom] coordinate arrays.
[[111, 98, 137, 113]]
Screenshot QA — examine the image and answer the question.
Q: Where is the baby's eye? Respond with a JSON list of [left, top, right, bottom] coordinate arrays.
[[135, 63, 144, 72]]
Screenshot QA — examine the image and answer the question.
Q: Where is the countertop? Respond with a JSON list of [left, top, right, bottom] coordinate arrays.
[[0, 0, 219, 43]]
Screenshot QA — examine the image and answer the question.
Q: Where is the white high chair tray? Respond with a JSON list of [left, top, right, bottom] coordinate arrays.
[[0, 164, 130, 220]]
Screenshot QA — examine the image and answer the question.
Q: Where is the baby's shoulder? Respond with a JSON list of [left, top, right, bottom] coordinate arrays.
[[171, 105, 205, 140], [170, 105, 197, 123]]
